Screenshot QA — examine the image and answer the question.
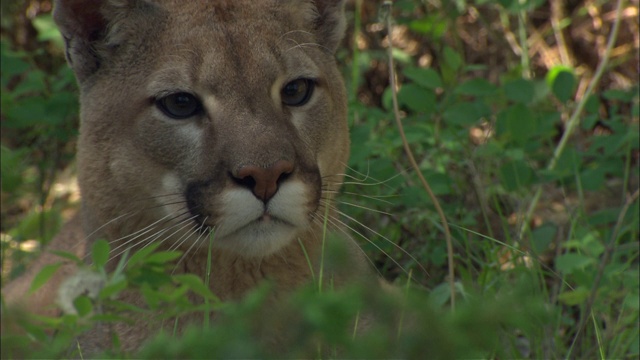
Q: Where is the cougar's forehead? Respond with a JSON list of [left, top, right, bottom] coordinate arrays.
[[144, 1, 322, 99]]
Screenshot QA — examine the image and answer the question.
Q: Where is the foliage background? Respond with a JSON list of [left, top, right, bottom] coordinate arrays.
[[1, 0, 638, 358]]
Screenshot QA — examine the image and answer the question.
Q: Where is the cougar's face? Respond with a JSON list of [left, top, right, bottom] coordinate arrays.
[[77, 1, 349, 257]]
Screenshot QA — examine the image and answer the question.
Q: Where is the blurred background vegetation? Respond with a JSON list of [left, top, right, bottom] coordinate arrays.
[[1, 0, 638, 358]]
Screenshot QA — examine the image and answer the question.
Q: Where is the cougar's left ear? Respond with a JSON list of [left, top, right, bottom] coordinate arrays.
[[53, 0, 111, 83], [312, 0, 347, 53]]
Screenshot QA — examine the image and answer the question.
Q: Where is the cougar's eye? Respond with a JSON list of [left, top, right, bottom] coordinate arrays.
[[156, 92, 202, 119], [281, 78, 315, 107]]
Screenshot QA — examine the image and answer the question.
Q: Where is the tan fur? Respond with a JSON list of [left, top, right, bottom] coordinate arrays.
[[2, 0, 371, 353]]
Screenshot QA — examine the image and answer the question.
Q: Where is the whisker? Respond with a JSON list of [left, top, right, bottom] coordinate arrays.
[[323, 190, 397, 204], [180, 218, 211, 267], [284, 38, 331, 54], [152, 214, 200, 251], [320, 200, 430, 278], [172, 223, 209, 274], [131, 193, 183, 202], [309, 214, 383, 278], [334, 200, 395, 216], [72, 211, 138, 255], [107, 210, 191, 260]]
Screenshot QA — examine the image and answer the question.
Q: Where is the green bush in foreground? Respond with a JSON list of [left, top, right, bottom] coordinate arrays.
[[3, 239, 551, 359]]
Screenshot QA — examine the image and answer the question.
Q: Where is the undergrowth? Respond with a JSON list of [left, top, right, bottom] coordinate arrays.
[[1, 0, 638, 358]]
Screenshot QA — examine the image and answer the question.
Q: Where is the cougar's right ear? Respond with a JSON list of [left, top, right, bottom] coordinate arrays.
[[53, 0, 109, 82]]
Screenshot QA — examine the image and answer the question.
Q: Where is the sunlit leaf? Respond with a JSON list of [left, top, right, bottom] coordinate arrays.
[[546, 66, 575, 103]]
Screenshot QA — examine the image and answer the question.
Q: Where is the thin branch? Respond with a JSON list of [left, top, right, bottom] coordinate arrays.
[[382, 1, 456, 311], [519, 0, 627, 240]]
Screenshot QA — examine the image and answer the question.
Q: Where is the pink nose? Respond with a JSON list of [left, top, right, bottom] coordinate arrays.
[[235, 160, 294, 202]]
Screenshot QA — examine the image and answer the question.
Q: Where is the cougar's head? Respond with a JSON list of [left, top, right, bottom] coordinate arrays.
[[54, 0, 349, 257]]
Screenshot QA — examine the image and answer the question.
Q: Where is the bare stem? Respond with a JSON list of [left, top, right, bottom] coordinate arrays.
[[519, 0, 626, 240], [382, 1, 456, 311]]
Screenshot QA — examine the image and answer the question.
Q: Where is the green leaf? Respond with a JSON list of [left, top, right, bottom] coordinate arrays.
[[0, 146, 26, 193], [503, 78, 535, 104], [443, 101, 489, 127], [9, 209, 61, 244], [551, 147, 579, 179], [555, 253, 595, 275], [99, 279, 128, 299], [92, 239, 111, 268], [495, 104, 536, 145], [29, 262, 63, 293], [499, 159, 534, 191], [579, 166, 606, 191], [173, 274, 218, 300], [0, 49, 30, 83], [531, 224, 556, 253], [558, 287, 590, 306], [429, 282, 451, 307], [32, 14, 64, 49], [49, 250, 83, 265], [73, 295, 94, 317], [4, 96, 48, 128], [127, 242, 162, 268], [403, 67, 443, 89], [400, 186, 427, 207], [443, 46, 463, 71], [132, 267, 172, 287], [408, 15, 447, 37], [546, 66, 575, 103], [584, 94, 600, 113], [11, 70, 47, 98], [454, 78, 497, 96], [602, 89, 636, 102], [145, 251, 182, 264], [425, 172, 453, 195], [398, 84, 436, 113], [441, 46, 463, 85], [623, 292, 639, 310]]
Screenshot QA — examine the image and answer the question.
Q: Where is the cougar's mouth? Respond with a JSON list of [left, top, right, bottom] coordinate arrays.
[[179, 178, 314, 256]]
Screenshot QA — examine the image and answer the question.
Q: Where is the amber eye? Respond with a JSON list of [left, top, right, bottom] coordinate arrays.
[[156, 92, 202, 119], [281, 78, 315, 106]]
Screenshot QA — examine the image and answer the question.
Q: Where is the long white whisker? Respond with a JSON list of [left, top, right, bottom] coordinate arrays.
[[325, 214, 408, 276], [172, 224, 209, 274], [321, 200, 430, 278], [108, 211, 190, 260], [152, 214, 200, 251], [105, 215, 172, 254], [323, 190, 397, 204], [180, 218, 211, 267], [73, 211, 137, 255], [334, 200, 395, 216], [309, 214, 382, 278]]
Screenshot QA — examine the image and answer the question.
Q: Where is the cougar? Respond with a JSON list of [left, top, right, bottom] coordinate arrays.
[[2, 0, 372, 352]]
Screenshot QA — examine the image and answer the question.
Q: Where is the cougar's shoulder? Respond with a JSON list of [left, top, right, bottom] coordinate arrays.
[[3, 0, 370, 352]]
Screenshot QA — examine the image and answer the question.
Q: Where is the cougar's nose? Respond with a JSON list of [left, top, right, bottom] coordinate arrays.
[[234, 160, 294, 202]]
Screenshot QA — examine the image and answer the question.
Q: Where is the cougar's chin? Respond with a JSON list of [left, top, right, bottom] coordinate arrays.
[[215, 219, 300, 257]]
